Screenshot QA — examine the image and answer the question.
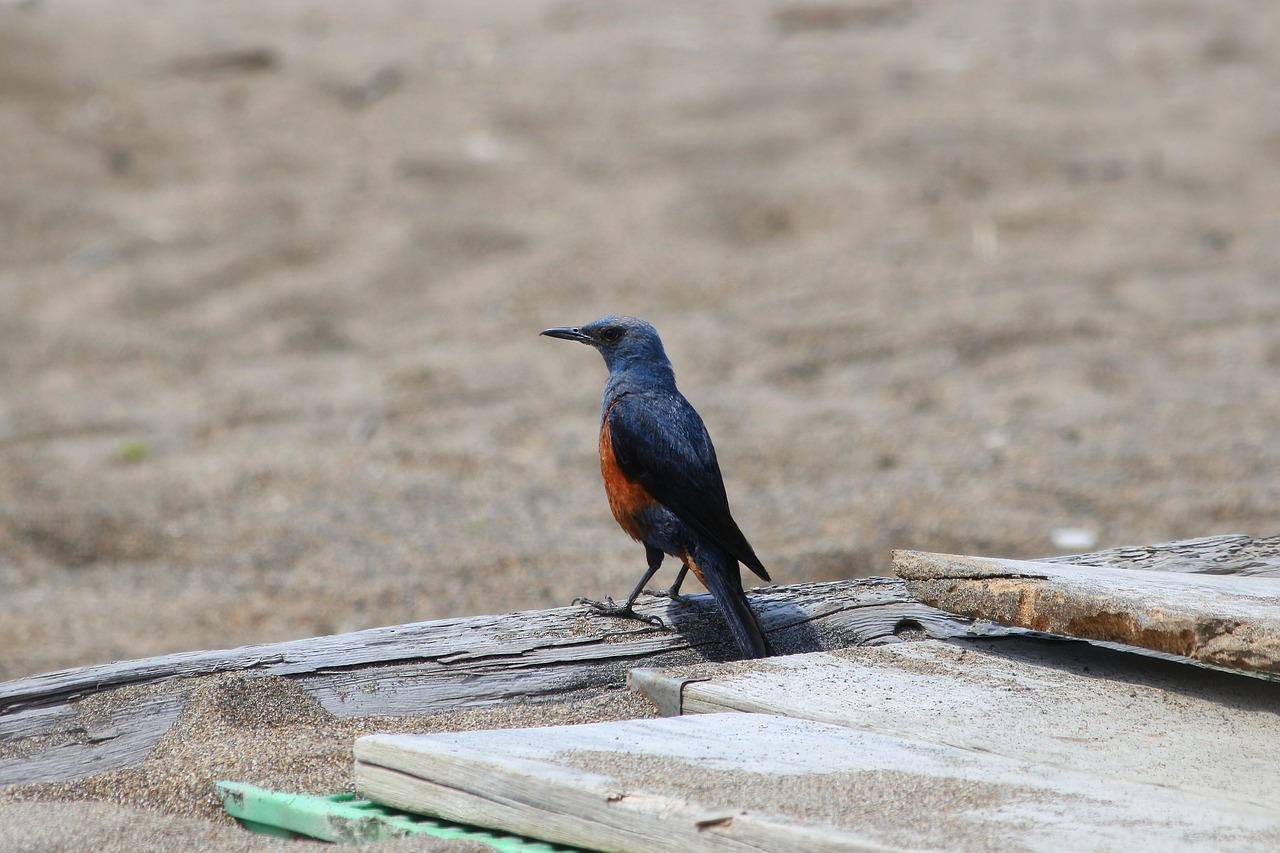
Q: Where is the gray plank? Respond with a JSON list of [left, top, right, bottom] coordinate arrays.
[[894, 550, 1280, 674], [633, 641, 1280, 808], [0, 578, 990, 785], [0, 578, 978, 716], [0, 704, 76, 743], [354, 713, 1280, 853], [1044, 533, 1280, 577], [0, 691, 184, 785]]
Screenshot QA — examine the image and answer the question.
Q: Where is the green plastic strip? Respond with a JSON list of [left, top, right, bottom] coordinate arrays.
[[216, 781, 584, 851]]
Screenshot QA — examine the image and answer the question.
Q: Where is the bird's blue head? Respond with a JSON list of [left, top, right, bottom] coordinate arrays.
[[541, 315, 674, 379]]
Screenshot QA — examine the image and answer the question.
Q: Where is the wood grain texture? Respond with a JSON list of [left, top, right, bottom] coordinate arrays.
[[637, 641, 1280, 808], [0, 578, 989, 785], [354, 713, 1280, 853], [0, 579, 979, 716], [0, 691, 183, 786], [893, 550, 1280, 674], [8, 534, 1267, 787], [1042, 533, 1280, 577]]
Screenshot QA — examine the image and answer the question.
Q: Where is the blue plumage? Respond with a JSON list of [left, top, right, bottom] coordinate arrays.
[[542, 316, 773, 658]]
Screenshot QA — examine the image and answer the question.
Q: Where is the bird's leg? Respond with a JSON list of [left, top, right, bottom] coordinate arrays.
[[650, 549, 695, 600], [647, 565, 688, 601], [574, 546, 667, 628], [641, 545, 682, 598], [667, 565, 689, 599]]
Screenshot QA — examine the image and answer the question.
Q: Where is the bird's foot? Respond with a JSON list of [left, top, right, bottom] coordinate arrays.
[[642, 587, 685, 603], [573, 596, 666, 629]]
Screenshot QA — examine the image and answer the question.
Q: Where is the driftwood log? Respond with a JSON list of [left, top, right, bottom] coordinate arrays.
[[0, 578, 991, 785], [4, 534, 1272, 787]]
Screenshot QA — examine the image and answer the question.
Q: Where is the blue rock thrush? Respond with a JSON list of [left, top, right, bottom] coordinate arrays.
[[541, 316, 774, 658]]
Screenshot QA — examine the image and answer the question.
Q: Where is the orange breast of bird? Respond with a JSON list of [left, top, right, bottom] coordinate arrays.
[[598, 414, 655, 543]]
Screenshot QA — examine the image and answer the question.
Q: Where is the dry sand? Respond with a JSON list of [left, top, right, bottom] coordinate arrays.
[[2, 0, 1279, 848], [3, 672, 656, 849]]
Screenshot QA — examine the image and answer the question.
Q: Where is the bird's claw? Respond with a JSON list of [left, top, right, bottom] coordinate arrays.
[[573, 596, 666, 629], [642, 587, 685, 602]]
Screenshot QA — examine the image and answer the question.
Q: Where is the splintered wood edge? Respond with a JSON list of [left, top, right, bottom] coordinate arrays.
[[892, 551, 1280, 675], [0, 578, 947, 715], [891, 550, 1051, 582], [4, 576, 993, 787], [352, 750, 878, 853]]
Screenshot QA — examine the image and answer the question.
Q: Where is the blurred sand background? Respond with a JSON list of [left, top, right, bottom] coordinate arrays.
[[2, 0, 1279, 685], [3, 1, 1280, 848]]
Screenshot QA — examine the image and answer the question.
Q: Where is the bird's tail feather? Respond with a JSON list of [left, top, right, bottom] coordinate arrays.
[[697, 547, 773, 659]]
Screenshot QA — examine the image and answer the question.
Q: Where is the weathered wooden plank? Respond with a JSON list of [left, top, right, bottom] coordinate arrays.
[[1044, 533, 1280, 577], [0, 579, 992, 785], [0, 703, 74, 743], [30, 526, 1262, 723], [13, 532, 1262, 788], [893, 550, 1280, 674], [0, 691, 184, 786], [354, 713, 1280, 853], [629, 641, 1280, 808], [356, 759, 884, 853], [0, 579, 973, 717], [0, 578, 972, 717]]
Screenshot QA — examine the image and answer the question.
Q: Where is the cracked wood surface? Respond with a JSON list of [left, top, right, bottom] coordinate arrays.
[[1040, 533, 1280, 577], [894, 539, 1280, 675], [8, 536, 1269, 787], [631, 641, 1280, 809], [355, 711, 1280, 853], [0, 578, 991, 785]]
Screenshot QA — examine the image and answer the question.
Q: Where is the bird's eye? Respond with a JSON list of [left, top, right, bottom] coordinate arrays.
[[600, 326, 625, 343]]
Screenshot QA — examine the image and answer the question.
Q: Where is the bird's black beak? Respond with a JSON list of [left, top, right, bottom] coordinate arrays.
[[540, 326, 593, 344]]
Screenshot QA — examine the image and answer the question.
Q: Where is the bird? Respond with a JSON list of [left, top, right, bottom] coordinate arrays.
[[541, 316, 774, 658]]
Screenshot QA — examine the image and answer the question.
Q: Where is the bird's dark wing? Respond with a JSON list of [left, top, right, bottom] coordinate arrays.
[[607, 392, 770, 582]]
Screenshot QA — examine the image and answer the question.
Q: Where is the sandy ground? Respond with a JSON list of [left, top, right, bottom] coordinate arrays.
[[3, 673, 655, 851], [2, 0, 1279, 848]]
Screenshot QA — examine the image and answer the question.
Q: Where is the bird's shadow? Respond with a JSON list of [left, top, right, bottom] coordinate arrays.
[[643, 589, 835, 662]]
